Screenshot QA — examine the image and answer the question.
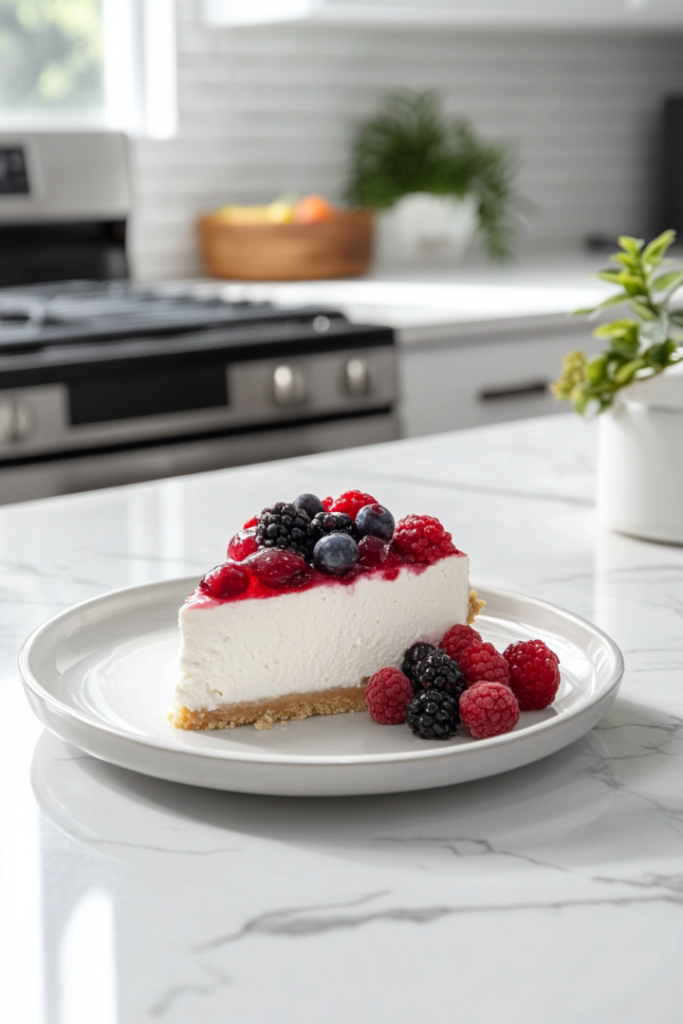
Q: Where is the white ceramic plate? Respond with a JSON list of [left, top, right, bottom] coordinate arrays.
[[19, 577, 623, 797]]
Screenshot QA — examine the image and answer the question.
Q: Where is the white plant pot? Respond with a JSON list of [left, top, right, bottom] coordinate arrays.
[[597, 364, 683, 545], [374, 192, 478, 268]]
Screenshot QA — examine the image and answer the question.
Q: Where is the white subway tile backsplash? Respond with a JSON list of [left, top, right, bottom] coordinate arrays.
[[128, 0, 683, 279]]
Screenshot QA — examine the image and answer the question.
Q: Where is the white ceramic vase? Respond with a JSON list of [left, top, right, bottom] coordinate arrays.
[[596, 364, 683, 544], [374, 192, 478, 268]]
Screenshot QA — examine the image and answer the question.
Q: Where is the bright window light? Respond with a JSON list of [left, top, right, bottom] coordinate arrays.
[[0, 0, 177, 138]]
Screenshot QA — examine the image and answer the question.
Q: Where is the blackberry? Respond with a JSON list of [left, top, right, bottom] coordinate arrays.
[[401, 642, 436, 687], [310, 511, 357, 545], [413, 650, 466, 702], [407, 688, 459, 740], [256, 502, 313, 558]]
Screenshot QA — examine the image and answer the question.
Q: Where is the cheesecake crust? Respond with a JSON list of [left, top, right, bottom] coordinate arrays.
[[172, 683, 368, 732], [467, 588, 485, 624]]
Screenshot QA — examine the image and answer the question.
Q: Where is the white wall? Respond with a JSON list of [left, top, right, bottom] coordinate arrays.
[[128, 0, 683, 280]]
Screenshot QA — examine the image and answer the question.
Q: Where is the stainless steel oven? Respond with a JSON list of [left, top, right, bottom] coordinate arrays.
[[0, 133, 399, 504]]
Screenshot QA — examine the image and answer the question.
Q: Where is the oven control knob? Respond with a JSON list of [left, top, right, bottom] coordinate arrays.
[[273, 365, 306, 406], [345, 358, 372, 397], [0, 398, 33, 443]]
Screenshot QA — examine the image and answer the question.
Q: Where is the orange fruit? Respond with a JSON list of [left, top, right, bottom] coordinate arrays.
[[294, 194, 334, 224]]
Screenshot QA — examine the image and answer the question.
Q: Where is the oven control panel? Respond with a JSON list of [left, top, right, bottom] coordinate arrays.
[[0, 346, 396, 462]]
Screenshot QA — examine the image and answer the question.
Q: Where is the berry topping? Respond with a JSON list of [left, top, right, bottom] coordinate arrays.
[[243, 515, 258, 529], [310, 511, 357, 544], [503, 640, 561, 711], [412, 649, 466, 700], [439, 623, 482, 662], [312, 533, 359, 575], [256, 502, 313, 558], [401, 642, 436, 685], [357, 534, 392, 568], [199, 562, 250, 600], [293, 493, 325, 519], [248, 549, 312, 590], [365, 667, 413, 725], [392, 515, 458, 565], [321, 496, 334, 511], [459, 682, 520, 739], [407, 689, 459, 740], [355, 503, 395, 541], [329, 490, 378, 520], [227, 527, 258, 562], [458, 642, 511, 688]]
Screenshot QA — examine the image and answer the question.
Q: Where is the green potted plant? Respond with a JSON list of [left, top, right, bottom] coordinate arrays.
[[345, 90, 522, 264], [552, 231, 683, 544]]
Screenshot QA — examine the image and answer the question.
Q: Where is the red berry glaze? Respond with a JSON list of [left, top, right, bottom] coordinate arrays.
[[392, 515, 458, 565], [199, 562, 250, 599], [227, 527, 258, 562], [358, 534, 391, 568], [366, 667, 413, 725], [243, 515, 258, 529], [459, 682, 520, 739], [330, 490, 378, 520], [459, 642, 511, 688], [439, 623, 482, 662], [247, 549, 312, 590], [503, 640, 560, 711]]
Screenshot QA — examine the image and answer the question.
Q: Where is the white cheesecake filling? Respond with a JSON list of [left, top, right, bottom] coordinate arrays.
[[175, 554, 469, 712]]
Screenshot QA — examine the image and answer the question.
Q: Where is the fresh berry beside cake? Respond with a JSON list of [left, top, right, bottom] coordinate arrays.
[[366, 629, 561, 742], [172, 490, 482, 731]]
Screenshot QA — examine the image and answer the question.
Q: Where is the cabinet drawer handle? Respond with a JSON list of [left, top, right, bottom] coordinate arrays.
[[478, 380, 550, 403]]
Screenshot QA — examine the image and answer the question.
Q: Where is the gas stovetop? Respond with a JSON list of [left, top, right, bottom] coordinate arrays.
[[0, 280, 346, 354]]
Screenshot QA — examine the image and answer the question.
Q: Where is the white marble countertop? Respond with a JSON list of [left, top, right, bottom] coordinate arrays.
[[169, 252, 614, 344], [2, 414, 683, 1023]]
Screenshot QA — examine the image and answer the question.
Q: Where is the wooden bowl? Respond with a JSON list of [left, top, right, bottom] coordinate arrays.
[[196, 209, 374, 281]]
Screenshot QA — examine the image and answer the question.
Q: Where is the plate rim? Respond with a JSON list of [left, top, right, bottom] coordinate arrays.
[[18, 575, 624, 768]]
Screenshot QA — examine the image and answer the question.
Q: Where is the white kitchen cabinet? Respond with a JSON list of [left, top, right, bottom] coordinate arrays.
[[399, 327, 584, 437], [203, 0, 683, 29]]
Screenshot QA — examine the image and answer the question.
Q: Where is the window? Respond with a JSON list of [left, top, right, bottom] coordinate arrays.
[[0, 0, 177, 138]]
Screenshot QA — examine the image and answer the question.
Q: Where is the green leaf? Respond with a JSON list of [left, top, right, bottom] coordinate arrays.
[[586, 354, 609, 384], [639, 312, 669, 347], [593, 318, 639, 338], [642, 230, 676, 265], [614, 358, 644, 385], [617, 236, 645, 257], [651, 270, 683, 292], [629, 300, 657, 321]]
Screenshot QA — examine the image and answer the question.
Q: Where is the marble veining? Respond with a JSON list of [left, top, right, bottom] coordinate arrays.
[[3, 415, 683, 1023]]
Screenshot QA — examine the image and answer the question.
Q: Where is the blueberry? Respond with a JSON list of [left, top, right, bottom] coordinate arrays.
[[293, 493, 325, 519], [355, 503, 395, 542], [313, 533, 359, 575]]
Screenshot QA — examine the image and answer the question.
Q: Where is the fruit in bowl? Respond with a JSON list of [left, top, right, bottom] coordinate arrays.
[[215, 193, 336, 226]]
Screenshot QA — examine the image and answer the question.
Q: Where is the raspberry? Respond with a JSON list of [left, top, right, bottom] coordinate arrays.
[[458, 642, 510, 688], [227, 527, 258, 562], [321, 496, 334, 511], [503, 640, 561, 711], [365, 667, 413, 725], [392, 515, 458, 565], [199, 562, 250, 600], [243, 515, 258, 528], [329, 490, 378, 521], [439, 623, 482, 661], [459, 682, 520, 739]]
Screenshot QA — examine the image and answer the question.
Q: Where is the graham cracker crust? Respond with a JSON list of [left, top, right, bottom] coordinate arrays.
[[467, 588, 485, 624], [172, 683, 368, 732]]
